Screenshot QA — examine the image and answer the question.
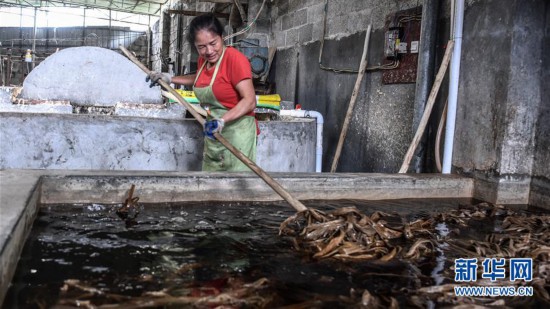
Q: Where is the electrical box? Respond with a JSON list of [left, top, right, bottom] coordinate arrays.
[[382, 7, 422, 84], [384, 27, 403, 60]]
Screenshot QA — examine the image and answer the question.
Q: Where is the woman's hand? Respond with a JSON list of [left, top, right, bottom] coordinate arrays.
[[146, 71, 171, 87], [204, 118, 225, 139]]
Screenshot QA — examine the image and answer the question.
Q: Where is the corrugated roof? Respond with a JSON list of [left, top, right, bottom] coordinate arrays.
[[0, 0, 167, 16]]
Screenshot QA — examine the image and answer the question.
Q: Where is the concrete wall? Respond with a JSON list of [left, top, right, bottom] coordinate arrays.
[[269, 0, 421, 172], [531, 4, 550, 206], [263, 0, 549, 206], [454, 0, 549, 205], [272, 36, 416, 173], [0, 111, 317, 173]]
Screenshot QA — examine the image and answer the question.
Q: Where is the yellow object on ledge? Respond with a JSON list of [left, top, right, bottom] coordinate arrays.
[[173, 89, 200, 104], [170, 90, 281, 111]]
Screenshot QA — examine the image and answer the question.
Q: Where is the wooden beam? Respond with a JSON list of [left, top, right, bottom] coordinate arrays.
[[166, 10, 230, 19], [398, 40, 455, 173]]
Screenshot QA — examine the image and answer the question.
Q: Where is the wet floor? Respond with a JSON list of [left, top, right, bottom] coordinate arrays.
[[3, 198, 547, 308]]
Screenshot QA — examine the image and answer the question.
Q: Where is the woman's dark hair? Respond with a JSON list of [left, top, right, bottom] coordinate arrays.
[[187, 13, 224, 45]]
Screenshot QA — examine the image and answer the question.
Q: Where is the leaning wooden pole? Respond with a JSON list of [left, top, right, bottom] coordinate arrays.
[[120, 46, 308, 213], [330, 25, 372, 173], [399, 40, 454, 173]]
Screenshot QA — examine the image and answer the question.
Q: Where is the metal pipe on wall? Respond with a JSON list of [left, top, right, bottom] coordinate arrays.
[[442, 0, 465, 173], [411, 0, 440, 173], [176, 7, 184, 75], [109, 9, 112, 49], [6, 49, 12, 85], [45, 10, 49, 55], [147, 18, 151, 69], [31, 7, 37, 70], [19, 7, 23, 55], [0, 56, 4, 86], [82, 8, 86, 46]]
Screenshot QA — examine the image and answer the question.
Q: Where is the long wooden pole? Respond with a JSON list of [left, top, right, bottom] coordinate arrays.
[[330, 25, 372, 173], [119, 46, 308, 212], [398, 40, 454, 173], [435, 99, 448, 172]]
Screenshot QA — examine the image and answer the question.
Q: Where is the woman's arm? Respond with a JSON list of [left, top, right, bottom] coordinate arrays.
[[220, 78, 256, 123], [171, 74, 197, 87]]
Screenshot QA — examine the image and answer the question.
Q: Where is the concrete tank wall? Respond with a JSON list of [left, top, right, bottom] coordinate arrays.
[[0, 111, 317, 173]]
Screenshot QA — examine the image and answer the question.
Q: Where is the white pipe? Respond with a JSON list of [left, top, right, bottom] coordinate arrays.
[[442, 0, 464, 174], [280, 109, 324, 173]]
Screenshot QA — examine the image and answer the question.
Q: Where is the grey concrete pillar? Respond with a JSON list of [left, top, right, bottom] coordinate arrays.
[[456, 0, 548, 205], [411, 0, 439, 173]]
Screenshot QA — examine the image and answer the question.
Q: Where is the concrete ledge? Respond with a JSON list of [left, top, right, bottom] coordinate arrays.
[[40, 172, 474, 204], [0, 171, 42, 305], [466, 171, 533, 206], [529, 177, 550, 210], [114, 102, 186, 119], [0, 169, 474, 305], [493, 175, 532, 205]]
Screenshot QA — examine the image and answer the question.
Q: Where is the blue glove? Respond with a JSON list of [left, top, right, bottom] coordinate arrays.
[[204, 118, 225, 139]]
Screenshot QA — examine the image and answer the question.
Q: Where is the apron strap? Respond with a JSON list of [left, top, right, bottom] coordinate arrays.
[[193, 47, 227, 87]]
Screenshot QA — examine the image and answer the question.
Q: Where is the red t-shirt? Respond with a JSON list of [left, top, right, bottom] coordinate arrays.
[[195, 47, 253, 115]]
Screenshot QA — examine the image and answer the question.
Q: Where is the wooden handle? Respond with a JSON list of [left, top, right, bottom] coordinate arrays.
[[399, 40, 455, 173], [330, 25, 372, 173], [119, 46, 308, 212], [127, 184, 135, 200]]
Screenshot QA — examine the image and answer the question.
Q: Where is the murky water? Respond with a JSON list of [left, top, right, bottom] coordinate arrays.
[[4, 199, 546, 308]]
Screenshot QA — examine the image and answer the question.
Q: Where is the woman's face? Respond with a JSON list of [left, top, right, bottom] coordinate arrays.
[[194, 29, 224, 65]]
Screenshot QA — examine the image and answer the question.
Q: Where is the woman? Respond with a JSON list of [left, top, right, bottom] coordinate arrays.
[[148, 13, 257, 172]]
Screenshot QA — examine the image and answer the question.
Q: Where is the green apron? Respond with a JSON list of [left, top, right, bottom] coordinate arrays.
[[193, 47, 257, 172]]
